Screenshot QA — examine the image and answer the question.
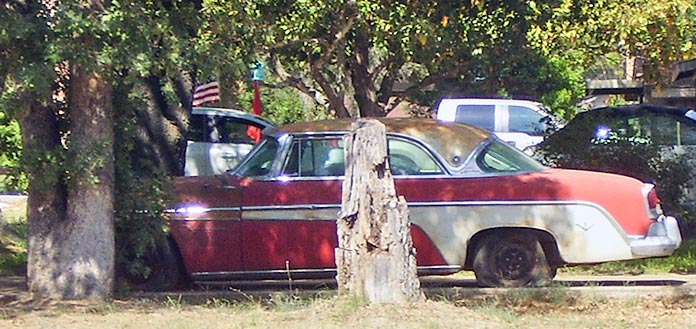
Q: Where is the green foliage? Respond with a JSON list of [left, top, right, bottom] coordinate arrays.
[[238, 85, 331, 124], [0, 113, 25, 191], [112, 82, 175, 286], [201, 1, 579, 117], [537, 131, 691, 220], [0, 251, 27, 276], [0, 216, 27, 276], [529, 0, 696, 86]]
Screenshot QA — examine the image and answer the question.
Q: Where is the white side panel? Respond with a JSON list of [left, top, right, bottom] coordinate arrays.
[[409, 203, 633, 265]]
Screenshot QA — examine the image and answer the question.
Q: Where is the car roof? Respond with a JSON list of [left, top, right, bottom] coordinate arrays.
[[192, 106, 276, 128], [265, 118, 492, 167], [437, 98, 545, 108], [578, 104, 695, 121]]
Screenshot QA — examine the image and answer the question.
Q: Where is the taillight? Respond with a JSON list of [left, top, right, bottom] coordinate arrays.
[[643, 184, 663, 218]]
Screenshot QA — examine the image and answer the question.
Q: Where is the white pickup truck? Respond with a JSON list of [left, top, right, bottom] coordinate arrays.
[[184, 107, 275, 176], [436, 98, 564, 150]]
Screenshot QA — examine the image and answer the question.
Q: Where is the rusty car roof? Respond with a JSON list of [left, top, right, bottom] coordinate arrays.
[[265, 118, 491, 168]]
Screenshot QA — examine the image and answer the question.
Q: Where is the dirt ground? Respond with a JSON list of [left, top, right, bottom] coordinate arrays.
[[0, 275, 695, 329]]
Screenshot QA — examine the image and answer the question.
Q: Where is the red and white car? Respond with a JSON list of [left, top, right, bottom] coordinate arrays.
[[168, 117, 682, 287]]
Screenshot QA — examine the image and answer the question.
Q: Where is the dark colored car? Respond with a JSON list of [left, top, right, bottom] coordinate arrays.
[[535, 104, 696, 152], [532, 104, 696, 214]]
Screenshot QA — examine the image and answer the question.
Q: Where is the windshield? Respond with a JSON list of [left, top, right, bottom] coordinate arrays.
[[233, 138, 280, 177], [477, 139, 545, 173]]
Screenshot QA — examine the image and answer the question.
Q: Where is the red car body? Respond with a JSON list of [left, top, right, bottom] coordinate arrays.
[[168, 118, 682, 287]]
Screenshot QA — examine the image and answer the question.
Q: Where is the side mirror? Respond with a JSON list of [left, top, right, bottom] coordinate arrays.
[[537, 116, 559, 135]]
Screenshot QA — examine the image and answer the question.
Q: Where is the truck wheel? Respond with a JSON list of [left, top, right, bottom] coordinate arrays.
[[473, 232, 553, 287]]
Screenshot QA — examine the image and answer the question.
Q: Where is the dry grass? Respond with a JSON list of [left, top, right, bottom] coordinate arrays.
[[0, 288, 694, 329], [0, 195, 26, 223]]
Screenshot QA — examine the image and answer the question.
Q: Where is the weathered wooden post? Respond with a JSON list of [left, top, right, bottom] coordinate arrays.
[[335, 119, 424, 303]]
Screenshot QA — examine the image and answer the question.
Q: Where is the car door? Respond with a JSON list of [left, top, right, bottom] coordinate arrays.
[[498, 105, 547, 149], [385, 137, 453, 268], [171, 109, 273, 275], [239, 136, 343, 273], [234, 134, 454, 274], [169, 174, 244, 273]]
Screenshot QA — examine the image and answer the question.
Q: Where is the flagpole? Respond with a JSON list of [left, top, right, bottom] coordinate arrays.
[[251, 61, 265, 116], [247, 61, 266, 142]]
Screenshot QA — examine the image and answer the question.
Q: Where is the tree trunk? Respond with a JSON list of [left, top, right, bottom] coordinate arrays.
[[336, 119, 424, 303], [24, 64, 115, 300], [21, 100, 68, 299]]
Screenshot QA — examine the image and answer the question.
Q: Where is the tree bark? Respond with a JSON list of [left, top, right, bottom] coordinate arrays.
[[336, 119, 424, 303], [23, 64, 115, 300], [21, 100, 67, 299]]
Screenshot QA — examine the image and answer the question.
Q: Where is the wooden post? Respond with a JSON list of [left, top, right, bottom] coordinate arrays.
[[336, 119, 424, 303]]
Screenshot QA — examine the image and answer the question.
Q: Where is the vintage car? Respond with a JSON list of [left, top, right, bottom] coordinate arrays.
[[167, 118, 682, 288]]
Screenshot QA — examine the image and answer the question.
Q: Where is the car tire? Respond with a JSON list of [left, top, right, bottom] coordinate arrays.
[[473, 232, 553, 287], [125, 241, 188, 291]]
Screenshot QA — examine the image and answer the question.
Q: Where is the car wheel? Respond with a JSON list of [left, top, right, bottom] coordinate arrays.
[[473, 232, 553, 287], [125, 241, 188, 291]]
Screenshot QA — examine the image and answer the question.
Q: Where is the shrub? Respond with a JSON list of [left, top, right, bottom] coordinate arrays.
[[534, 133, 693, 227]]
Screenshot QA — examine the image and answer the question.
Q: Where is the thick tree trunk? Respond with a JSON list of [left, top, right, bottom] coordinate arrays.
[[24, 64, 115, 300], [21, 100, 68, 299], [336, 119, 424, 303]]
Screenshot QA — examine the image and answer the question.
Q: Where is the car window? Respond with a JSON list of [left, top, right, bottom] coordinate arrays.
[[477, 140, 545, 173], [679, 121, 696, 145], [454, 105, 495, 131], [589, 112, 696, 146], [280, 136, 444, 178], [187, 114, 262, 144], [649, 114, 696, 146], [508, 105, 545, 136], [282, 138, 344, 177], [388, 139, 443, 175], [234, 138, 280, 177]]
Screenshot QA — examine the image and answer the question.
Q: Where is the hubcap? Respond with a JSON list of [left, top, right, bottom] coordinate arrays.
[[495, 244, 533, 280]]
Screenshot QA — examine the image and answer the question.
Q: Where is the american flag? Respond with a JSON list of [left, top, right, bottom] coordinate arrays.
[[192, 81, 221, 106]]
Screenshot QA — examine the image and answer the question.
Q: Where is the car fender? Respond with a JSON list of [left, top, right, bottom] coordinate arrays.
[[409, 201, 633, 266]]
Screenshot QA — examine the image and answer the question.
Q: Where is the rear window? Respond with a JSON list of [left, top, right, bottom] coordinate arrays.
[[477, 140, 545, 173], [187, 114, 260, 144]]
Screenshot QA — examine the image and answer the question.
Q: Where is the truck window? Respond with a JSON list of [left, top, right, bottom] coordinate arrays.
[[184, 114, 266, 176], [454, 105, 495, 131], [508, 105, 545, 136]]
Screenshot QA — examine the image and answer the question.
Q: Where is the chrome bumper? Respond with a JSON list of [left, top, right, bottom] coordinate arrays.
[[630, 216, 683, 257]]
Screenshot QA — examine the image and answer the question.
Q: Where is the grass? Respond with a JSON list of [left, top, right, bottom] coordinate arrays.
[[0, 195, 27, 276], [3, 287, 695, 329], [0, 195, 26, 223], [559, 238, 696, 276]]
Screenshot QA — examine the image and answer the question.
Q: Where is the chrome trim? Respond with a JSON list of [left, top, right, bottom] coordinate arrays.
[[630, 215, 682, 257], [167, 206, 242, 221], [168, 200, 621, 225], [641, 183, 662, 218], [167, 206, 242, 213], [169, 217, 241, 222], [190, 265, 461, 283]]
